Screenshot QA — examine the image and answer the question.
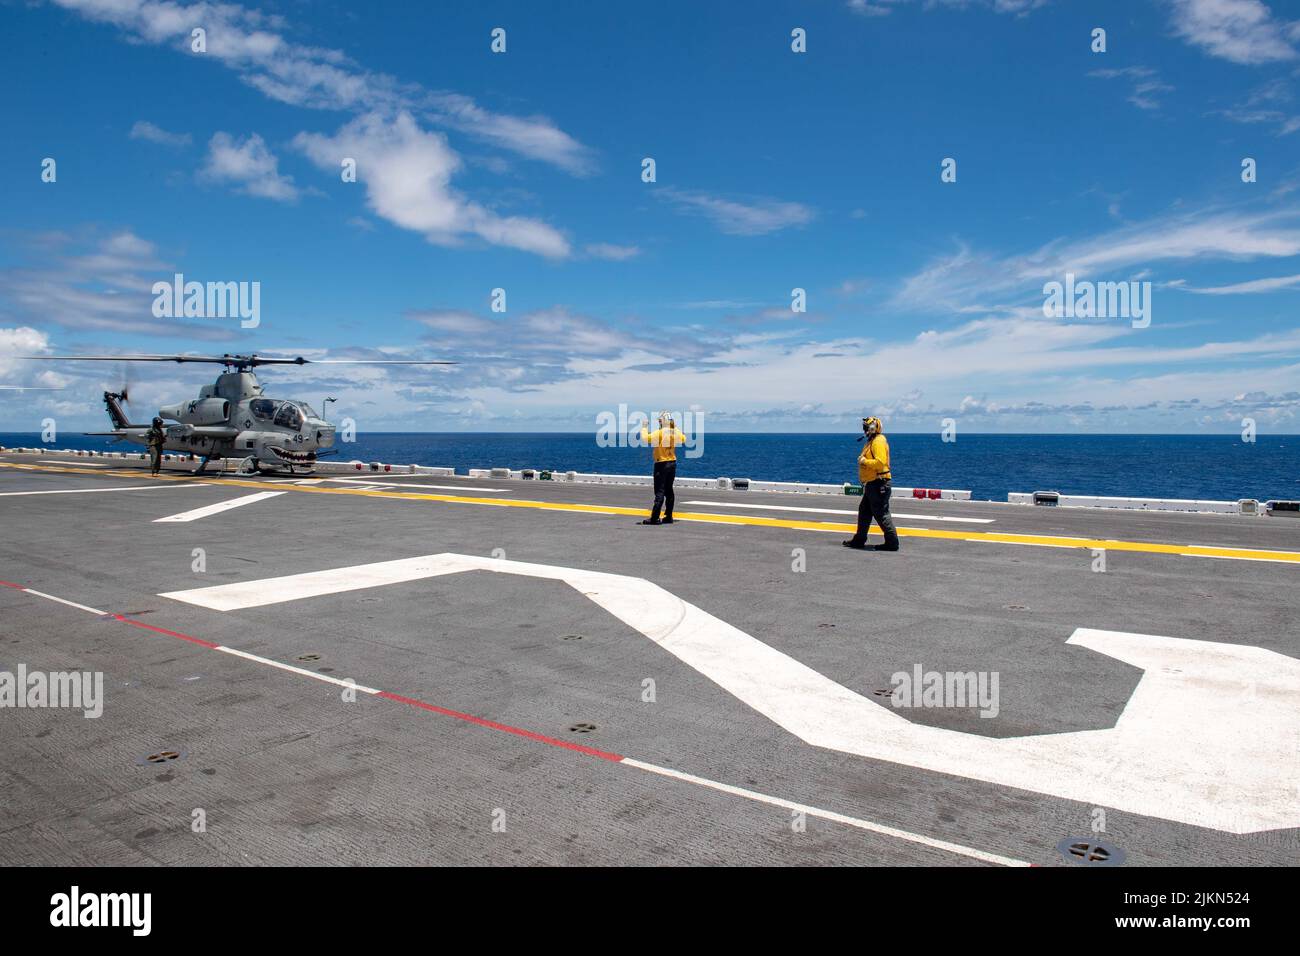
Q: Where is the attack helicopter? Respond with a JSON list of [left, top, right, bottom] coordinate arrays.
[[20, 353, 453, 475]]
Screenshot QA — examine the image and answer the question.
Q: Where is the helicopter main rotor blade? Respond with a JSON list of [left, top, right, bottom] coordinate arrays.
[[20, 354, 242, 365], [20, 355, 456, 367]]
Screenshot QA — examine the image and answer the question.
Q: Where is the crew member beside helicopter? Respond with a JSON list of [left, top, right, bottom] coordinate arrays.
[[147, 418, 165, 476]]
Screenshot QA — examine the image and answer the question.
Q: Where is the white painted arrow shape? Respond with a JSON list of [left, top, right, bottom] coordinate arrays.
[[161, 552, 1300, 833]]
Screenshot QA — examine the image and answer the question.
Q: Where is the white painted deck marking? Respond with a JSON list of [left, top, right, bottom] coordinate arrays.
[[681, 500, 994, 523], [327, 478, 510, 493], [0, 484, 209, 497], [36, 460, 111, 467], [159, 552, 1300, 833], [620, 758, 1028, 866], [154, 490, 286, 523], [6, 579, 1025, 866], [215, 646, 381, 694]]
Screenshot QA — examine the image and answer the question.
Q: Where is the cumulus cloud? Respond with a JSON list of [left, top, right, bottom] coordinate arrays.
[[294, 112, 569, 257], [1166, 0, 1300, 65], [200, 132, 299, 201], [0, 327, 54, 381]]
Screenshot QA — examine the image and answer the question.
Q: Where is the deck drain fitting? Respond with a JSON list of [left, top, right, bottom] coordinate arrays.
[[562, 634, 585, 641], [569, 722, 597, 734], [137, 748, 188, 766], [296, 653, 321, 662], [1004, 604, 1029, 611], [872, 688, 896, 698], [1056, 837, 1125, 866]]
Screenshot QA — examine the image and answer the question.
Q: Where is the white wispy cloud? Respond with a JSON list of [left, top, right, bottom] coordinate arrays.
[[417, 310, 1300, 431], [895, 206, 1300, 311], [1180, 273, 1300, 293], [0, 230, 239, 339], [584, 243, 640, 261], [1213, 78, 1300, 135], [659, 188, 814, 236], [200, 132, 299, 201], [52, 0, 594, 175], [1166, 0, 1300, 65], [294, 112, 570, 258], [129, 120, 192, 148], [848, 0, 1048, 17], [1088, 66, 1175, 111], [425, 93, 595, 176]]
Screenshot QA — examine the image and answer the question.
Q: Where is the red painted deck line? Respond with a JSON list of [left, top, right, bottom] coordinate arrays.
[[378, 691, 624, 761], [1, 575, 1031, 865], [111, 614, 221, 649]]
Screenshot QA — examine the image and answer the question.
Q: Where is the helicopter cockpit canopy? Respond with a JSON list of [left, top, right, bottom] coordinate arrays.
[[250, 398, 307, 430]]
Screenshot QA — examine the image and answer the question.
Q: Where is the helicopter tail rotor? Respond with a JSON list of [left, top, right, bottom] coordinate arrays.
[[116, 362, 133, 408]]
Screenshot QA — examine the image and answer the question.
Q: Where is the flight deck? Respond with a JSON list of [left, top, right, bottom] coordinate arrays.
[[1, 450, 1297, 867]]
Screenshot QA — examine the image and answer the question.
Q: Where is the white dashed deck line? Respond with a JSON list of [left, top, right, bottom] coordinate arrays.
[[0, 484, 209, 496], [154, 490, 287, 523], [214, 646, 381, 694], [326, 478, 510, 493], [619, 758, 1029, 866]]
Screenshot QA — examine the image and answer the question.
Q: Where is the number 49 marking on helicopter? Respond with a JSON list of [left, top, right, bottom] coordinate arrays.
[[20, 353, 453, 475]]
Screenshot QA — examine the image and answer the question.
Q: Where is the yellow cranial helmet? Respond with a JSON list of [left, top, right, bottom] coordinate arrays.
[[863, 416, 882, 434]]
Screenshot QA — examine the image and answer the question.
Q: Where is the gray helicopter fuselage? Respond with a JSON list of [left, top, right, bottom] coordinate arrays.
[[109, 370, 335, 470]]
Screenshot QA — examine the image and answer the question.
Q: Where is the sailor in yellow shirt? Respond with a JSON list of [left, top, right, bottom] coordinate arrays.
[[640, 412, 687, 525], [843, 417, 900, 551]]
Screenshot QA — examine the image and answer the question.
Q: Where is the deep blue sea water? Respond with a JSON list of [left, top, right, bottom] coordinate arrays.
[[4, 432, 1298, 503]]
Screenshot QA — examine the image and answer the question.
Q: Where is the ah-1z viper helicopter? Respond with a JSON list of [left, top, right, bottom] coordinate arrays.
[[23, 353, 452, 475]]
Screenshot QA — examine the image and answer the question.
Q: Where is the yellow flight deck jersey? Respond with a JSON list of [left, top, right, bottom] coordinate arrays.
[[642, 426, 687, 463], [858, 433, 892, 483]]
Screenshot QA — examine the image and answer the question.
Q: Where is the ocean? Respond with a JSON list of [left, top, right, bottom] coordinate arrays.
[[3, 432, 1298, 503]]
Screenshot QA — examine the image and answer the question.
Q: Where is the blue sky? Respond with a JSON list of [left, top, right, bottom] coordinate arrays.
[[2, 0, 1300, 433]]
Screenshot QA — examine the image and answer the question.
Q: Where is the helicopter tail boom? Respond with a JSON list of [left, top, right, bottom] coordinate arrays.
[[103, 391, 136, 430]]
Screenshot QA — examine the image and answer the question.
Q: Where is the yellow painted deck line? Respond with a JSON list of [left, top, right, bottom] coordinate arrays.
[[4, 460, 1299, 564]]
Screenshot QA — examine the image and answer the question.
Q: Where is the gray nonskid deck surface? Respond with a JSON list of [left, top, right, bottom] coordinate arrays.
[[1, 455, 1297, 866]]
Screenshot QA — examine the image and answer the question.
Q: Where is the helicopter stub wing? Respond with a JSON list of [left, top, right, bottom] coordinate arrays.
[[177, 425, 240, 438]]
